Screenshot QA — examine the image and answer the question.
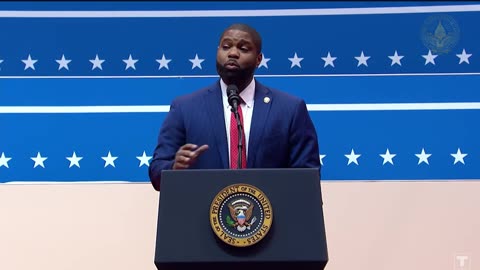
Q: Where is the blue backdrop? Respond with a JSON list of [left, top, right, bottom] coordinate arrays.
[[1, 2, 479, 183]]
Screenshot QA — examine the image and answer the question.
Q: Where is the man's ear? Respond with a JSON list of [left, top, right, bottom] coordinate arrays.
[[256, 53, 262, 67]]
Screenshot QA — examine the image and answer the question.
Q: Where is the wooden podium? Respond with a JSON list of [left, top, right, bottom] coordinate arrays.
[[154, 168, 328, 270]]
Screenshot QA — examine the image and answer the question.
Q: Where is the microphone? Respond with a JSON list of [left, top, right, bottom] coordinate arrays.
[[227, 84, 240, 111], [226, 84, 244, 169]]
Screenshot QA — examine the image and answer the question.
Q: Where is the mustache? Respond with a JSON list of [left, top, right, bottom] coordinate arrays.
[[216, 61, 255, 81], [224, 60, 240, 67]]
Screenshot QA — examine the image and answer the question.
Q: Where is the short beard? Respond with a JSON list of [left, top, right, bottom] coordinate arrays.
[[216, 61, 255, 87]]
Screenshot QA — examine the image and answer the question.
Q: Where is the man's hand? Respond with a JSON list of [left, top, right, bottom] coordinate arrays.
[[173, 144, 209, 169]]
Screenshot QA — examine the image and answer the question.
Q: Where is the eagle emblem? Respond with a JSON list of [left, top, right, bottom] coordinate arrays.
[[227, 199, 256, 232], [420, 14, 460, 55], [210, 183, 273, 247]]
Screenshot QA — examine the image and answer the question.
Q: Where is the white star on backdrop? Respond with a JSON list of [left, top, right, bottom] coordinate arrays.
[[90, 54, 105, 70], [345, 149, 361, 165], [66, 152, 83, 168], [451, 148, 467, 165], [31, 152, 47, 168], [102, 151, 118, 168], [288, 52, 303, 68], [388, 50, 404, 66], [355, 51, 370, 67], [123, 54, 138, 70], [322, 52, 336, 68], [415, 148, 431, 165], [422, 50, 438, 65], [137, 151, 152, 167], [319, 154, 326, 166], [0, 152, 12, 168], [22, 54, 38, 70], [9, 49, 478, 73], [189, 53, 204, 70], [380, 149, 396, 165], [156, 54, 172, 70], [258, 53, 270, 69], [56, 54, 71, 70], [456, 49, 472, 64]]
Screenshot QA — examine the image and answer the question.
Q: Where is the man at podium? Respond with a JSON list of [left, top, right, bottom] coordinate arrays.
[[149, 23, 320, 191]]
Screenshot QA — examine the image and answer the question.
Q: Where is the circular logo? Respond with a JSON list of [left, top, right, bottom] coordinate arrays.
[[420, 14, 460, 54], [209, 183, 273, 247]]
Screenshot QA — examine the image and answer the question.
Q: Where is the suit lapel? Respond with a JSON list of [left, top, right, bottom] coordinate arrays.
[[248, 82, 272, 167], [204, 82, 229, 168]]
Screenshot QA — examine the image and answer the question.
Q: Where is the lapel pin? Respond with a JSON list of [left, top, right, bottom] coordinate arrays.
[[263, 97, 271, 104]]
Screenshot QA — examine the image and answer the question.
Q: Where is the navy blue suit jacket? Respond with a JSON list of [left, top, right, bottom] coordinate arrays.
[[149, 80, 320, 191]]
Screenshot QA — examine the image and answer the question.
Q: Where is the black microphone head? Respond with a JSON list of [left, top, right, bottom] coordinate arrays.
[[226, 84, 240, 107]]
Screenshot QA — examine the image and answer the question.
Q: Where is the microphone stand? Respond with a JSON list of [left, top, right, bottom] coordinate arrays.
[[231, 101, 244, 169]]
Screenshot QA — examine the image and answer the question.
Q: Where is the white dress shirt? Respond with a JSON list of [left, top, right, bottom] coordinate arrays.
[[220, 79, 255, 164]]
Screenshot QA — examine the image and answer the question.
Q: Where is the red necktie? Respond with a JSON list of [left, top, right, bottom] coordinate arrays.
[[230, 104, 247, 169]]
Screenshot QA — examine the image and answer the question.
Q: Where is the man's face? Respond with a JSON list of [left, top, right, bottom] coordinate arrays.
[[216, 29, 262, 85]]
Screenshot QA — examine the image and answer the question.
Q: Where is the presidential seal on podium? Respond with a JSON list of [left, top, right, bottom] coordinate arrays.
[[209, 183, 273, 247]]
